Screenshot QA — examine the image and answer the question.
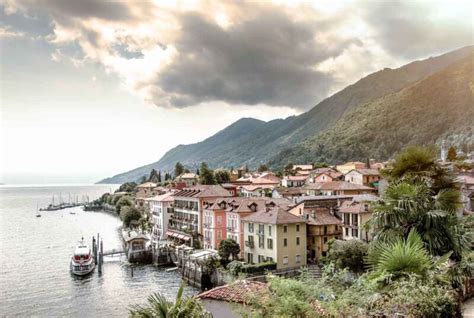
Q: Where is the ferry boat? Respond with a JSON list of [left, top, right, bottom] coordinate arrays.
[[70, 238, 95, 276]]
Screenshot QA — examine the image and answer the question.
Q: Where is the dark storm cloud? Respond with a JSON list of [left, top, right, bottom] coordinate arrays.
[[154, 10, 356, 109], [363, 0, 473, 59]]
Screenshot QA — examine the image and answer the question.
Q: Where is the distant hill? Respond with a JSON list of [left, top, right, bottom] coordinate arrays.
[[98, 46, 473, 184]]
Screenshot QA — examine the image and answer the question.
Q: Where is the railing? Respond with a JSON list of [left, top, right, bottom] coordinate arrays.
[[245, 241, 255, 248], [257, 231, 265, 236]]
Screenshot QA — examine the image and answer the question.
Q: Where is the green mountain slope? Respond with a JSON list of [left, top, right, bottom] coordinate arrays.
[[98, 46, 473, 184], [268, 52, 474, 166]]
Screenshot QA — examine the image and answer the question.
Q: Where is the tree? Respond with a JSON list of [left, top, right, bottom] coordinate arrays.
[[369, 179, 468, 259], [312, 162, 328, 169], [366, 229, 436, 279], [196, 168, 200, 176], [214, 169, 230, 184], [218, 239, 240, 264], [258, 164, 268, 172], [326, 239, 368, 273], [129, 284, 211, 318], [199, 162, 216, 185], [175, 162, 185, 178], [138, 175, 147, 184], [115, 195, 133, 214], [120, 206, 142, 228], [116, 182, 137, 193], [447, 146, 457, 161], [148, 169, 160, 183], [157, 170, 162, 183]]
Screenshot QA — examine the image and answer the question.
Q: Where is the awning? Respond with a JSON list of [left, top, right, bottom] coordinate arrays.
[[165, 231, 174, 237], [182, 236, 191, 241], [177, 234, 185, 239]]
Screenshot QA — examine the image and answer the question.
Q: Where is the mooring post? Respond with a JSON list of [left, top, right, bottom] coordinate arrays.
[[98, 239, 103, 274], [92, 236, 97, 265]]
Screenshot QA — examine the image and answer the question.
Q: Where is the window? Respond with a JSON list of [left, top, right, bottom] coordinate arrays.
[[324, 226, 327, 235], [268, 225, 272, 236], [267, 257, 273, 262], [296, 237, 300, 245], [296, 254, 301, 263], [283, 256, 288, 265], [296, 224, 300, 232], [217, 216, 222, 225], [248, 235, 254, 244], [258, 255, 265, 263], [258, 235, 264, 249], [283, 225, 287, 233], [324, 237, 328, 243], [352, 214, 358, 226], [352, 228, 359, 238], [248, 223, 254, 233], [258, 224, 265, 236], [345, 228, 349, 236], [344, 214, 350, 225], [267, 238, 273, 249], [247, 253, 254, 264], [283, 238, 287, 247], [322, 251, 327, 257], [312, 236, 315, 244]]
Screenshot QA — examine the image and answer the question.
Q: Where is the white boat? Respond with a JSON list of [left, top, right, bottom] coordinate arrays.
[[70, 238, 95, 276]]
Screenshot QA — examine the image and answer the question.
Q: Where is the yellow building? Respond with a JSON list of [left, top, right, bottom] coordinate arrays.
[[288, 202, 342, 263], [339, 195, 378, 242], [242, 207, 307, 269]]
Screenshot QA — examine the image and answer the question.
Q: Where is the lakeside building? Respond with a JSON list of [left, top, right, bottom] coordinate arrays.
[[146, 192, 174, 243], [135, 182, 159, 209], [339, 194, 379, 242], [455, 175, 474, 215], [242, 206, 307, 269], [167, 185, 232, 247], [344, 169, 381, 187], [202, 200, 228, 250], [336, 161, 366, 174]]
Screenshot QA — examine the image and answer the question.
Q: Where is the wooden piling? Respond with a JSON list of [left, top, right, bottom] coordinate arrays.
[[98, 239, 103, 274]]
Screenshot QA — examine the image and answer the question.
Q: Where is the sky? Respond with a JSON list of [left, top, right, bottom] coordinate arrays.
[[0, 0, 472, 184]]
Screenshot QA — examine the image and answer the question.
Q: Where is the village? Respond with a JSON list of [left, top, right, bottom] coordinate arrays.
[[88, 144, 474, 317]]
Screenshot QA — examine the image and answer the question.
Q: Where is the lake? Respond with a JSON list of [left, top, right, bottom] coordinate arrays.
[[0, 184, 195, 317]]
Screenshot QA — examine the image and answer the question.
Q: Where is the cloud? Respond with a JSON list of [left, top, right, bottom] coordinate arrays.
[[0, 25, 24, 37], [152, 10, 356, 109], [362, 0, 473, 59], [2, 0, 473, 111]]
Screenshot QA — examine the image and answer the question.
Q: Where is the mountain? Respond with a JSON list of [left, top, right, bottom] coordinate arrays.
[[98, 46, 473, 184]]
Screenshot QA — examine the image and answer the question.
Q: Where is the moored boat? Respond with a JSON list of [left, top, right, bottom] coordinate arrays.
[[70, 238, 95, 276]]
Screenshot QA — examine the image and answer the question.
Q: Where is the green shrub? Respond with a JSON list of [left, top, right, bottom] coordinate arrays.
[[120, 206, 142, 228], [327, 239, 368, 273]]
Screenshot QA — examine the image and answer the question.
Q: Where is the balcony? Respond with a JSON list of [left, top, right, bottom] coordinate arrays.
[[245, 241, 255, 248], [257, 231, 265, 237]]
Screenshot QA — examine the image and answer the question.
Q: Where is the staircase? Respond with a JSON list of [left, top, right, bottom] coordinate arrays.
[[307, 264, 322, 279]]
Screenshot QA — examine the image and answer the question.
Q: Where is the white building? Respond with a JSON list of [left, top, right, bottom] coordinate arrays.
[[147, 192, 174, 243]]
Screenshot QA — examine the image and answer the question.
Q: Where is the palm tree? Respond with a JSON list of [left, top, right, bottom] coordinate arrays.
[[366, 229, 434, 277], [129, 284, 211, 318], [369, 180, 468, 258]]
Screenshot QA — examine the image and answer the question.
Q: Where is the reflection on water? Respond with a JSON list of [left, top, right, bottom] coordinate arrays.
[[0, 185, 196, 317]]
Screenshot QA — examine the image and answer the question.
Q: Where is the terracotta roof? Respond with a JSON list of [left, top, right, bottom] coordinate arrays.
[[312, 167, 337, 174], [306, 209, 341, 226], [197, 280, 268, 304], [316, 171, 343, 179], [320, 181, 375, 191], [145, 192, 174, 202], [204, 197, 291, 213], [173, 185, 231, 198], [242, 206, 305, 224], [338, 200, 371, 214], [303, 183, 324, 190], [273, 186, 307, 195], [241, 184, 274, 191], [296, 170, 311, 176]]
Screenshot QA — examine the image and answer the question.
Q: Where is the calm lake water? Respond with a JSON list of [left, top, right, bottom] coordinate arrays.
[[0, 184, 196, 317]]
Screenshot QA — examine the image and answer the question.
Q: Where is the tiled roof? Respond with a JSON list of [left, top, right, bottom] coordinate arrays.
[[320, 181, 375, 191], [242, 206, 305, 224], [338, 200, 371, 214], [306, 209, 341, 226], [197, 280, 268, 304], [145, 192, 174, 202], [293, 164, 313, 171], [173, 185, 231, 198], [316, 171, 343, 179], [203, 197, 291, 213], [273, 186, 307, 195]]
